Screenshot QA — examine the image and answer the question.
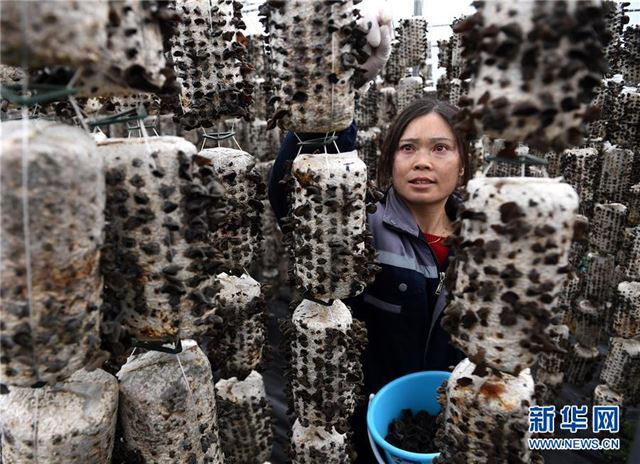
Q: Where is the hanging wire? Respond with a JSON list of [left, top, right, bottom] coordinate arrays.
[[33, 389, 40, 464], [66, 67, 90, 133], [18, 0, 41, 403], [331, 131, 340, 153], [217, 120, 224, 148], [230, 119, 243, 150], [175, 351, 202, 456], [200, 127, 208, 151], [482, 160, 494, 177], [330, 3, 336, 125], [130, 94, 156, 158], [231, 134, 242, 150]]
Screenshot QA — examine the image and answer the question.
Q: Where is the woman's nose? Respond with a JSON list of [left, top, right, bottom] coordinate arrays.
[[413, 150, 434, 169]]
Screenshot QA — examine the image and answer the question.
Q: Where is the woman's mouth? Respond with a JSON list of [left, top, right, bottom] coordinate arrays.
[[408, 178, 435, 187]]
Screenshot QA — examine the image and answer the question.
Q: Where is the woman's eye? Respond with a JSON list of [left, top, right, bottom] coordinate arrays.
[[400, 144, 415, 152], [434, 144, 448, 152]]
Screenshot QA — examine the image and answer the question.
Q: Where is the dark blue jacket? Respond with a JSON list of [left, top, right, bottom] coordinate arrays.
[[267, 123, 464, 395]]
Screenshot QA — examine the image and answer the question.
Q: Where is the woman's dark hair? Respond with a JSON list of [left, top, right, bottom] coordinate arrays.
[[377, 98, 471, 189]]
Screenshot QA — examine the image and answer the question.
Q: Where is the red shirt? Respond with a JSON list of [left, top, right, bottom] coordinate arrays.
[[423, 233, 449, 268]]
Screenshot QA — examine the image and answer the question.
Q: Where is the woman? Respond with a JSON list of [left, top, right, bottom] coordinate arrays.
[[268, 98, 471, 462]]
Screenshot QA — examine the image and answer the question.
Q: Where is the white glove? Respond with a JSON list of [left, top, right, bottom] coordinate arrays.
[[356, 0, 394, 82]]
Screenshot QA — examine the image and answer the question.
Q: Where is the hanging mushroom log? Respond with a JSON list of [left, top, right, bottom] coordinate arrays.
[[396, 76, 424, 113], [584, 252, 617, 303], [0, 0, 108, 67], [71, 0, 178, 97], [600, 337, 640, 404], [383, 18, 429, 84], [0, 120, 104, 387], [117, 340, 224, 463], [437, 39, 452, 80], [584, 83, 607, 141], [99, 137, 223, 355], [433, 358, 539, 464], [564, 343, 602, 385], [454, 0, 611, 153], [0, 368, 118, 464], [290, 419, 349, 464], [621, 227, 640, 280], [597, 143, 634, 204], [450, 18, 466, 78], [536, 324, 570, 374], [436, 74, 451, 102], [100, 137, 192, 341], [602, 1, 630, 75], [354, 83, 379, 129], [589, 203, 628, 253], [621, 25, 640, 84], [567, 213, 589, 271], [569, 300, 606, 346], [609, 89, 640, 149], [376, 86, 398, 126], [355, 128, 381, 186], [284, 151, 377, 301], [586, 79, 624, 143], [169, 0, 253, 130], [630, 185, 640, 226], [283, 299, 366, 434], [593, 383, 624, 406], [208, 272, 267, 378], [610, 282, 640, 338], [215, 370, 274, 463], [442, 177, 579, 374], [559, 147, 601, 216], [557, 273, 582, 324], [260, 0, 368, 132], [534, 324, 570, 403], [197, 147, 264, 273]]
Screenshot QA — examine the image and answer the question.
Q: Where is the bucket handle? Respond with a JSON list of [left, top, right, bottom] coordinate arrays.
[[368, 393, 388, 464]]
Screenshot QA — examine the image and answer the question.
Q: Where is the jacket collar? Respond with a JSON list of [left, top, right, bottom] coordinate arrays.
[[381, 187, 461, 237], [382, 187, 421, 236]]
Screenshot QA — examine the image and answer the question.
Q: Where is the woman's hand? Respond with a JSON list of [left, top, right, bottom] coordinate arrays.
[[356, 0, 394, 82]]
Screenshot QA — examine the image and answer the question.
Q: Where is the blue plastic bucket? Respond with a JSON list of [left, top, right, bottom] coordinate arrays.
[[367, 371, 450, 464]]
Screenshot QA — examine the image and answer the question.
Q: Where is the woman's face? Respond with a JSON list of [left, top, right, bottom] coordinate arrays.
[[391, 112, 463, 207]]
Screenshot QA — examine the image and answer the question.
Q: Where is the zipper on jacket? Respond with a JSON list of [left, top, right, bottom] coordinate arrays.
[[416, 231, 446, 369], [435, 271, 446, 295]]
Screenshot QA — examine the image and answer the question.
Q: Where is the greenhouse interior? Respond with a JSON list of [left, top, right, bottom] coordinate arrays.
[[1, 0, 640, 463]]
